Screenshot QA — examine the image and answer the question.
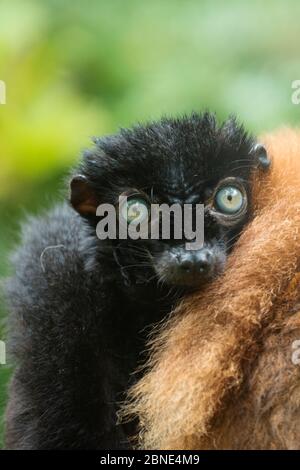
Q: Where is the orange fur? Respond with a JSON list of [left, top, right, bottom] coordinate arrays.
[[122, 128, 300, 449]]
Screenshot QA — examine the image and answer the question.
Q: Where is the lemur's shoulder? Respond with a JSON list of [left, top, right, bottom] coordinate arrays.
[[9, 202, 85, 279], [4, 203, 94, 326]]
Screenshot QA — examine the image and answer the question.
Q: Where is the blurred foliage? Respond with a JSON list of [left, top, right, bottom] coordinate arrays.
[[1, 0, 300, 447]]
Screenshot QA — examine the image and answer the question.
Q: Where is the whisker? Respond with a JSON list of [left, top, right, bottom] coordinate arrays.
[[229, 158, 254, 165], [230, 164, 256, 172], [120, 263, 154, 269]]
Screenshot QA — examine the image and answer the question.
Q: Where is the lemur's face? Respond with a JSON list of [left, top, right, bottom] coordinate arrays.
[[71, 113, 269, 289]]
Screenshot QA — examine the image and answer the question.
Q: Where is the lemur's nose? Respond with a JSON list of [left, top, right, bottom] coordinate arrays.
[[178, 250, 212, 274]]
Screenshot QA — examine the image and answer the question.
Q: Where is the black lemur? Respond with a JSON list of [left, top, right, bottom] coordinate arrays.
[[4, 112, 268, 449]]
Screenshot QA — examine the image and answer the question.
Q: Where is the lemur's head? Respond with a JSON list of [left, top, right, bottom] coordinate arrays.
[[70, 112, 269, 288]]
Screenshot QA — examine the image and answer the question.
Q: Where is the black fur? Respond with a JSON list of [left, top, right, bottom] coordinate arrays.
[[4, 112, 257, 449]]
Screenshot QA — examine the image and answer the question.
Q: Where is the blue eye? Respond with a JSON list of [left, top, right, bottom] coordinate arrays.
[[215, 186, 244, 214], [121, 198, 149, 224]]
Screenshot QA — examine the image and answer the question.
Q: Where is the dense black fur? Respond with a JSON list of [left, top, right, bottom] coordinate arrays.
[[4, 112, 257, 449]]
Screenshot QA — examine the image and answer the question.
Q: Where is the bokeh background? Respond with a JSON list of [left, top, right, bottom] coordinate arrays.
[[1, 0, 300, 447]]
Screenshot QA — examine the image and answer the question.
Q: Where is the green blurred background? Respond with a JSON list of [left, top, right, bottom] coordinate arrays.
[[1, 0, 300, 448]]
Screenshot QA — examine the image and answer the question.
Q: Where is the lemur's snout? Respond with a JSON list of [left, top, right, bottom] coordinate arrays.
[[177, 250, 212, 275], [154, 246, 224, 287]]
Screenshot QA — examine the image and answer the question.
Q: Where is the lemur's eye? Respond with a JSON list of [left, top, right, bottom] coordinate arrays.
[[121, 198, 149, 225], [214, 186, 244, 214]]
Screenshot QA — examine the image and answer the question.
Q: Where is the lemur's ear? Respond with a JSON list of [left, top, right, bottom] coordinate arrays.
[[70, 175, 98, 216], [252, 143, 271, 170]]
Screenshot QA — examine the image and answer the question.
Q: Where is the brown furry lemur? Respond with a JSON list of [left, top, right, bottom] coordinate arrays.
[[5, 112, 272, 449], [122, 128, 300, 450]]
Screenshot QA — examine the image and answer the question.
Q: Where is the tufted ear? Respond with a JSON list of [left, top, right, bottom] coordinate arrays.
[[70, 175, 98, 216], [252, 143, 271, 170]]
